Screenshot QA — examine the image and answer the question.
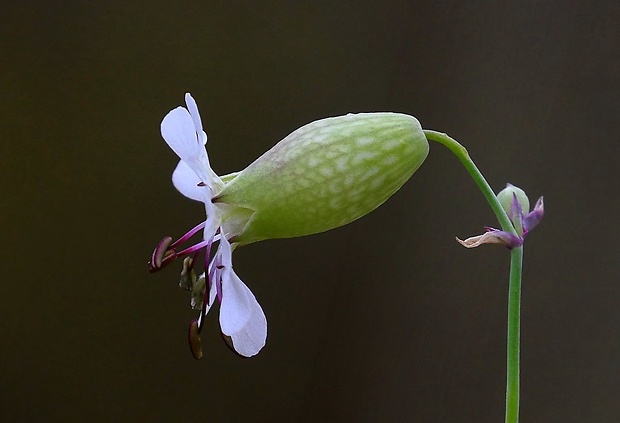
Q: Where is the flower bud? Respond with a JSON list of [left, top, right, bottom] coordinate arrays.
[[497, 183, 530, 215], [217, 113, 429, 245]]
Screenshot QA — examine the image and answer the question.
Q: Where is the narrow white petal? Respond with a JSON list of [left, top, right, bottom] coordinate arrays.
[[202, 201, 221, 244], [184, 93, 205, 140], [217, 235, 266, 356], [219, 269, 252, 335], [172, 161, 209, 202], [230, 288, 267, 357], [218, 230, 234, 268]]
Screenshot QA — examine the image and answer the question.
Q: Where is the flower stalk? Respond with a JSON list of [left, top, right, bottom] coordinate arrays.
[[423, 130, 536, 423], [422, 130, 516, 234], [506, 245, 523, 423]]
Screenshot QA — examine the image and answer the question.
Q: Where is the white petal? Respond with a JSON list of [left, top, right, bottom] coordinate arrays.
[[184, 93, 207, 145], [230, 290, 267, 357], [218, 231, 234, 268], [203, 201, 221, 242], [217, 235, 267, 356], [161, 107, 200, 162], [161, 107, 214, 186], [219, 268, 252, 335], [172, 160, 210, 202]]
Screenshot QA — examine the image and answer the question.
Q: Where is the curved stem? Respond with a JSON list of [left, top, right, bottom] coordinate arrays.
[[422, 130, 516, 235], [423, 129, 523, 423]]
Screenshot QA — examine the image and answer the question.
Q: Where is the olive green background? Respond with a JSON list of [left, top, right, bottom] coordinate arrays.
[[2, 1, 619, 422]]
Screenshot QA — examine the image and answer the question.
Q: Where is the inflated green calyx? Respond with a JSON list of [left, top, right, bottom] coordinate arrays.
[[217, 113, 429, 245]]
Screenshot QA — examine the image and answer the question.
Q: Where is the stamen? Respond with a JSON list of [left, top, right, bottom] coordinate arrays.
[[175, 239, 212, 257], [209, 253, 224, 304], [149, 222, 219, 272], [190, 276, 206, 310], [179, 257, 194, 291], [215, 265, 224, 304], [170, 221, 207, 248], [149, 236, 174, 272], [197, 284, 209, 333], [188, 319, 203, 360], [203, 239, 213, 305], [197, 248, 218, 334]]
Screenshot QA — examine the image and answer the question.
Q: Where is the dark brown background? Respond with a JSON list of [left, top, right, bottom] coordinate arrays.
[[2, 1, 619, 421]]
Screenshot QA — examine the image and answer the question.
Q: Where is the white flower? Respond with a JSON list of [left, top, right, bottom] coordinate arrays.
[[150, 93, 266, 358], [150, 92, 429, 359]]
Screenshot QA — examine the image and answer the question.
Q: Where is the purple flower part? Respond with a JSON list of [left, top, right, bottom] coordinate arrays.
[[170, 220, 206, 248], [523, 196, 544, 233], [149, 236, 175, 272], [510, 192, 524, 223], [148, 222, 212, 273], [456, 228, 523, 249]]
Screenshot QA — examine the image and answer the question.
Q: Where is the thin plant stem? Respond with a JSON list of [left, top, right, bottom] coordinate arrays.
[[422, 130, 515, 234], [423, 129, 523, 423], [505, 246, 523, 423]]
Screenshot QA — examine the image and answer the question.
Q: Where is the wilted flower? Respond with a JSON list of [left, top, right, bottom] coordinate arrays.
[[457, 183, 544, 249], [149, 93, 429, 359]]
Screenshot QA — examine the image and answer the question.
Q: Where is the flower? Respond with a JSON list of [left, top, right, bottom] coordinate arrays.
[[457, 184, 544, 249], [149, 93, 429, 359], [150, 93, 267, 358]]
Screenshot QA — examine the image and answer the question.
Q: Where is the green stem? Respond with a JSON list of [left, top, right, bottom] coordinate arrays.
[[423, 130, 515, 234], [423, 129, 523, 423], [505, 246, 523, 423]]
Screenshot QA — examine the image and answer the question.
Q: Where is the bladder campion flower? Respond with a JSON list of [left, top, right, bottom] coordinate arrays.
[[149, 93, 429, 359], [457, 183, 544, 249]]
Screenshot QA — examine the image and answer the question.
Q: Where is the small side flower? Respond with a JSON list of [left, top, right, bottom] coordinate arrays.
[[457, 184, 544, 249]]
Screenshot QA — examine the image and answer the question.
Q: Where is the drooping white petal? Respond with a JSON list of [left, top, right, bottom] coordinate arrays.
[[216, 235, 267, 356], [172, 160, 209, 202], [219, 269, 253, 335], [229, 290, 267, 357], [218, 234, 250, 334]]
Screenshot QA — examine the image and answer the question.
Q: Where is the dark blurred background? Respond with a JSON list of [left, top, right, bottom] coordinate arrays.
[[2, 1, 619, 421]]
